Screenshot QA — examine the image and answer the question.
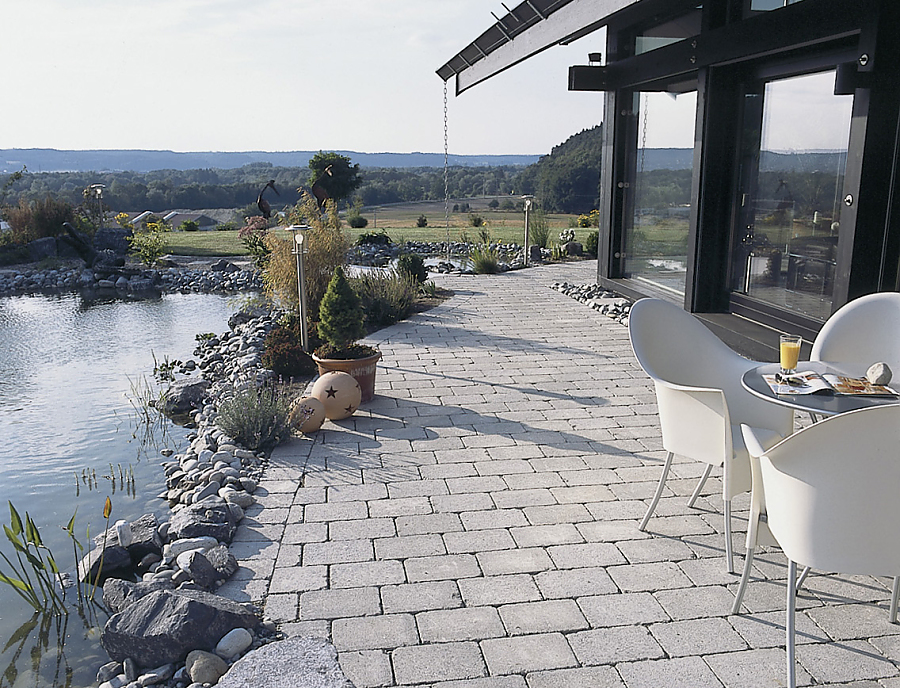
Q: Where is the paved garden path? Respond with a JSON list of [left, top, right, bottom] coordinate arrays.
[[220, 260, 900, 688]]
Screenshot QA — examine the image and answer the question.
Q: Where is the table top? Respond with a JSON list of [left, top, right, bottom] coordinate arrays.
[[742, 362, 900, 416]]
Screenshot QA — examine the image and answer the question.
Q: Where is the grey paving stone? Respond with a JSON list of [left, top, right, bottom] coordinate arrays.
[[396, 512, 464, 536], [447, 475, 510, 494], [263, 592, 298, 622], [577, 591, 669, 627], [300, 586, 381, 620], [282, 522, 328, 545], [431, 492, 496, 513], [649, 617, 748, 657], [367, 495, 433, 517], [806, 603, 900, 641], [329, 517, 396, 541], [444, 528, 516, 553], [491, 488, 556, 509], [524, 503, 594, 525], [327, 483, 389, 502], [460, 508, 529, 530], [568, 626, 665, 664], [547, 542, 627, 569], [503, 472, 567, 490], [375, 533, 447, 559], [268, 564, 328, 594], [510, 523, 584, 548], [304, 500, 369, 522], [616, 656, 724, 688], [534, 567, 618, 599], [654, 586, 737, 620], [617, 536, 697, 564], [417, 606, 506, 642], [388, 479, 450, 498], [476, 547, 554, 576], [525, 666, 625, 688], [705, 647, 812, 688], [338, 649, 394, 688], [797, 640, 897, 684], [405, 553, 482, 582], [330, 559, 407, 588], [607, 561, 694, 592], [459, 574, 542, 606], [302, 539, 374, 566], [499, 599, 589, 635], [392, 641, 486, 684], [481, 633, 578, 674], [381, 580, 462, 614], [332, 613, 418, 651]]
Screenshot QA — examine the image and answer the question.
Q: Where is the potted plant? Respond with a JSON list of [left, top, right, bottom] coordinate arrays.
[[312, 266, 381, 403]]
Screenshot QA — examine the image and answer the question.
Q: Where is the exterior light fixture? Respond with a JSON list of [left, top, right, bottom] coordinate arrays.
[[521, 195, 534, 267], [284, 225, 311, 351]]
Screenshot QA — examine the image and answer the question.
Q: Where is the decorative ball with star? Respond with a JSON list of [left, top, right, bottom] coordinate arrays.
[[310, 370, 362, 420], [289, 396, 326, 434]]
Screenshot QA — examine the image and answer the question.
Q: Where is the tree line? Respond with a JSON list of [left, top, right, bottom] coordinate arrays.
[[0, 126, 608, 217]]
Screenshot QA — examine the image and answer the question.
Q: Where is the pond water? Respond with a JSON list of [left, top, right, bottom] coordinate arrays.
[[0, 291, 243, 687]]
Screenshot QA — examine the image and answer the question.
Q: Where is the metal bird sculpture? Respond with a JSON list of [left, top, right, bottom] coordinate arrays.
[[311, 165, 333, 210], [257, 180, 279, 220]]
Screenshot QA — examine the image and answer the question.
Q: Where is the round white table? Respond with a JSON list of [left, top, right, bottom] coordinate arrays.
[[742, 361, 900, 417]]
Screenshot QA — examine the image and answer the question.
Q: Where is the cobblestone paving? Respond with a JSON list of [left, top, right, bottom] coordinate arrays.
[[220, 261, 900, 687]]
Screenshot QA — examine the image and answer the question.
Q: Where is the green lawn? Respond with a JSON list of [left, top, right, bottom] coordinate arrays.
[[164, 230, 248, 256], [162, 203, 596, 256]]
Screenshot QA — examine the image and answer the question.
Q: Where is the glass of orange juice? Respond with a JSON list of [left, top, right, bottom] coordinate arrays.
[[779, 334, 802, 375]]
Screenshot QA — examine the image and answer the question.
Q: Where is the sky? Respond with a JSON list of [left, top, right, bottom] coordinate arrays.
[[1, 0, 612, 157]]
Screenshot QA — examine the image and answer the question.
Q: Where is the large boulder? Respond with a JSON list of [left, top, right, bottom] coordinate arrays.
[[158, 378, 210, 416], [168, 496, 238, 543], [100, 588, 258, 668], [78, 534, 133, 584], [102, 578, 175, 614], [217, 637, 353, 688], [126, 514, 163, 562], [27, 237, 58, 262]]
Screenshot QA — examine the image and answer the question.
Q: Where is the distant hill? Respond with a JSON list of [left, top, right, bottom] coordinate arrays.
[[0, 149, 541, 174]]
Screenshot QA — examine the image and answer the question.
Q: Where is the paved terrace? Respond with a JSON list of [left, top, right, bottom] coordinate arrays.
[[220, 261, 900, 688]]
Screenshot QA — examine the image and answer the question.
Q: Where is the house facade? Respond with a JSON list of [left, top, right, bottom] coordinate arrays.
[[439, 0, 900, 354]]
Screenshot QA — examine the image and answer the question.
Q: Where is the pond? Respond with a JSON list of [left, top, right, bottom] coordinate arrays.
[[0, 291, 244, 687]]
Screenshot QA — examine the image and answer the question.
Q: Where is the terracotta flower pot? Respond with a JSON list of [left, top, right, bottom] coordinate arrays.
[[311, 350, 382, 404]]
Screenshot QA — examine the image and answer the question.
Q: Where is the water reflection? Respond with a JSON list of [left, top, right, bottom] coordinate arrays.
[[0, 291, 240, 687]]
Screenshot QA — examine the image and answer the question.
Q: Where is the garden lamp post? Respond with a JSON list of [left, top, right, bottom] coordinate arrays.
[[90, 183, 106, 229], [285, 225, 311, 351], [522, 195, 534, 267]]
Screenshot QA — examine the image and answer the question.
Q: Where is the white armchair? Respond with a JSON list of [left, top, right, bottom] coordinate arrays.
[[740, 408, 900, 688], [811, 291, 900, 377], [628, 298, 794, 573]]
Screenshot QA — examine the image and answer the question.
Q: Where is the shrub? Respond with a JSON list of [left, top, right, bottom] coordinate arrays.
[[128, 220, 170, 266], [348, 215, 368, 229], [500, 199, 516, 211], [261, 319, 317, 378], [585, 231, 599, 256], [240, 216, 270, 269], [488, 199, 499, 209], [264, 191, 348, 321], [215, 383, 292, 452], [317, 266, 367, 355], [470, 245, 500, 274], [179, 220, 200, 232], [355, 230, 391, 246], [469, 214, 484, 227], [529, 208, 550, 248], [397, 253, 427, 284], [416, 214, 427, 228], [351, 270, 418, 329], [578, 209, 600, 228], [2, 196, 74, 244]]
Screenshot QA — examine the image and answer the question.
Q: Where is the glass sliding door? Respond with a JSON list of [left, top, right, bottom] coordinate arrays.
[[731, 69, 853, 321], [622, 89, 697, 295]]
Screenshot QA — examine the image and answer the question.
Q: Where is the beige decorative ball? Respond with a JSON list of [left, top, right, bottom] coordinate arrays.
[[289, 396, 326, 434], [310, 371, 362, 420]]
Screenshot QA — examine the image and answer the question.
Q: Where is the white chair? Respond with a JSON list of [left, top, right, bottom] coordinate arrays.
[[811, 291, 900, 377], [740, 408, 900, 688], [628, 298, 794, 573]]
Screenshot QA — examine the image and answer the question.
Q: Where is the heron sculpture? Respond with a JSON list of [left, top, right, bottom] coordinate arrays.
[[257, 180, 279, 220], [310, 165, 333, 210]]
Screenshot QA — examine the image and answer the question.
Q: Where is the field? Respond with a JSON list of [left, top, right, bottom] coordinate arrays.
[[162, 200, 595, 256]]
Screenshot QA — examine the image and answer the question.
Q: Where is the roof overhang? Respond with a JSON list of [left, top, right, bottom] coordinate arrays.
[[437, 0, 640, 95]]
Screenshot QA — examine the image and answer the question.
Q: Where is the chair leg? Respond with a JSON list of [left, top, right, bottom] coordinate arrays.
[[787, 559, 798, 688], [807, 411, 820, 424], [639, 451, 674, 531], [891, 576, 899, 624], [796, 566, 811, 591], [687, 464, 713, 508], [724, 499, 734, 574], [731, 546, 755, 614]]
